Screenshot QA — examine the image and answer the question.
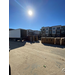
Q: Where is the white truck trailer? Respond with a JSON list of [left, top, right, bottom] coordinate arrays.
[[9, 29, 27, 41]]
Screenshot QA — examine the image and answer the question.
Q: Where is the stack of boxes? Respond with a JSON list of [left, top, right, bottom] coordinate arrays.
[[61, 37, 65, 45], [35, 36, 38, 41], [41, 25, 65, 37], [41, 37, 65, 46], [50, 37, 55, 44], [45, 38, 48, 43], [33, 36, 35, 42], [27, 36, 33, 42], [47, 37, 50, 44], [41, 37, 45, 43], [27, 35, 39, 42], [55, 37, 61, 45]]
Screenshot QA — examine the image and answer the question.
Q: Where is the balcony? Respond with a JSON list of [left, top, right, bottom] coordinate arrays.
[[42, 29, 45, 30], [61, 31, 65, 34], [49, 28, 52, 30], [57, 28, 60, 31], [49, 31, 52, 34], [46, 32, 48, 34], [57, 28, 60, 30], [49, 33, 52, 34], [42, 30, 45, 33], [61, 30, 65, 32], [57, 33, 60, 34], [57, 27, 60, 30], [61, 27, 65, 30], [41, 28, 44, 31]]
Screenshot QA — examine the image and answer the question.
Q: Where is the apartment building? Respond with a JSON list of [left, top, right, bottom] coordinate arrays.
[[41, 27, 50, 37], [45, 27, 49, 36], [56, 26, 61, 37], [49, 27, 52, 37], [51, 25, 61, 37], [41, 27, 46, 37], [41, 25, 65, 37], [60, 26, 65, 37]]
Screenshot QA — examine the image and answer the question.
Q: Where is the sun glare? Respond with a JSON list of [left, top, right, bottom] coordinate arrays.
[[28, 10, 33, 16]]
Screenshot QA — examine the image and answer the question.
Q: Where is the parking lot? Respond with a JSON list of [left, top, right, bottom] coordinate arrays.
[[9, 40, 65, 75]]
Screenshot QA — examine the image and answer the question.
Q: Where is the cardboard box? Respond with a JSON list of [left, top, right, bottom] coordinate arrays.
[[48, 38, 51, 44], [54, 38, 56, 44], [41, 38, 43, 43], [56, 37, 61, 45], [45, 38, 49, 43], [50, 37, 55, 44], [61, 37, 65, 45], [27, 36, 33, 42], [41, 37, 45, 43], [33, 36, 35, 42], [36, 36, 38, 41], [43, 37, 46, 43]]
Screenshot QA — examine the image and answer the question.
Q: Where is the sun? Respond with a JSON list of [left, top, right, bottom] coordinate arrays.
[[28, 10, 33, 16]]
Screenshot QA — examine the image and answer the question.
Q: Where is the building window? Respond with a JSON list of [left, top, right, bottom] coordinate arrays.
[[46, 31, 48, 33], [46, 28, 48, 30], [53, 27, 55, 30], [53, 31, 55, 33]]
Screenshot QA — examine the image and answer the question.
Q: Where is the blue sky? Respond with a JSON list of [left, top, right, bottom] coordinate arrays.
[[9, 0, 65, 30]]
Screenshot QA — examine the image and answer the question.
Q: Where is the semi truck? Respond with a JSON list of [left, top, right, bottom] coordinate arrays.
[[9, 29, 27, 42]]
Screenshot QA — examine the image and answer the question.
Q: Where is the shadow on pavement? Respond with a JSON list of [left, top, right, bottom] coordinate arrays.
[[9, 40, 40, 50], [42, 43, 65, 48], [9, 40, 26, 50]]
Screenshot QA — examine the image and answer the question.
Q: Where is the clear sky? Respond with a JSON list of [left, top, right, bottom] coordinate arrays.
[[9, 0, 65, 30]]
